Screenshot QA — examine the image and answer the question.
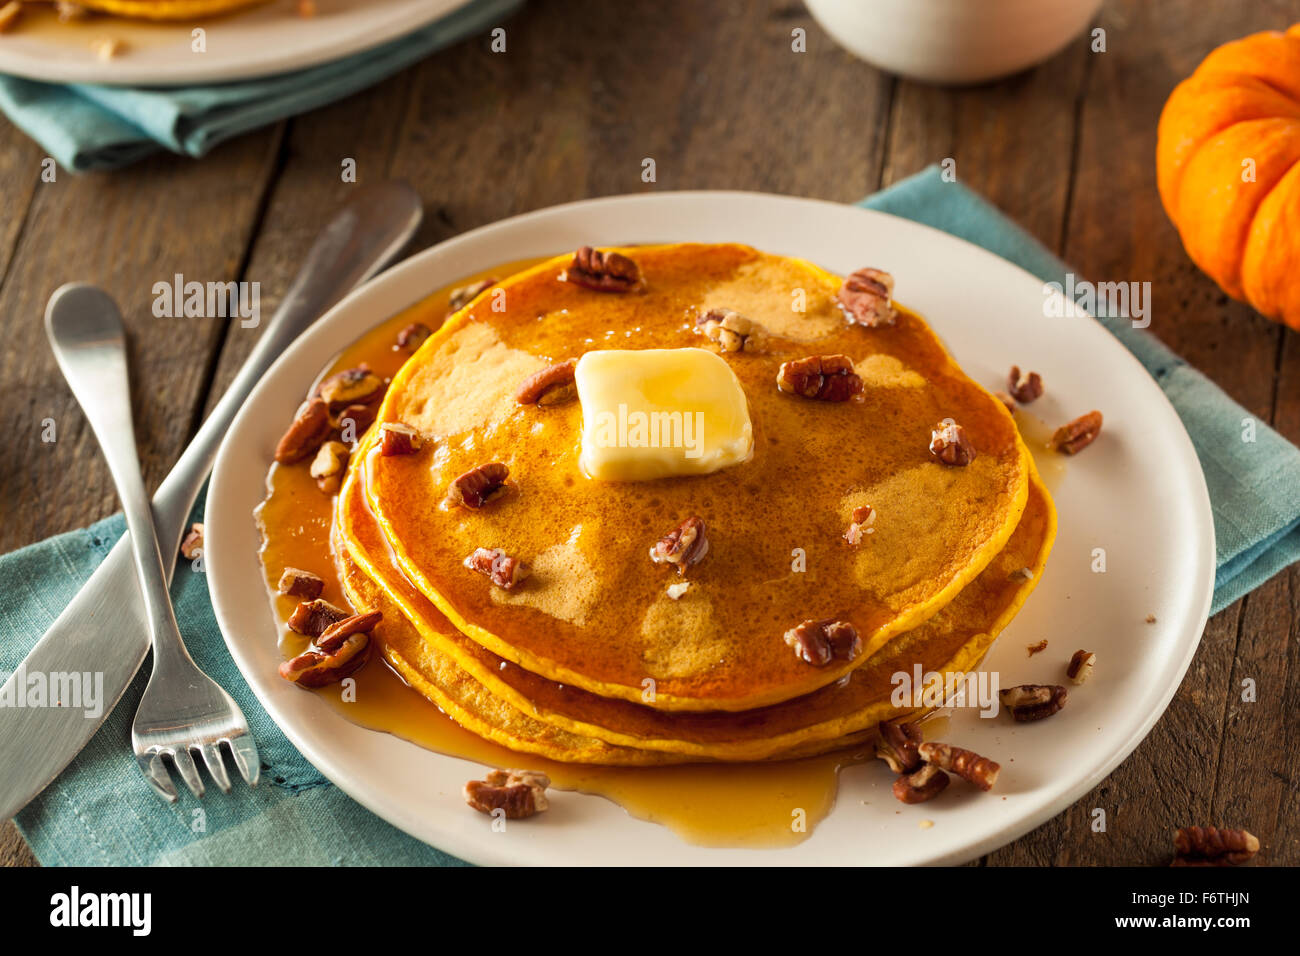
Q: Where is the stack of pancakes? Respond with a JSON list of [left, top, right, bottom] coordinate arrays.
[[333, 243, 1056, 765]]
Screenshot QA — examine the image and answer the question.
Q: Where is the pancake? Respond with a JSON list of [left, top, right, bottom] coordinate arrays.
[[338, 429, 1056, 761], [68, 0, 270, 18], [363, 243, 1033, 711]]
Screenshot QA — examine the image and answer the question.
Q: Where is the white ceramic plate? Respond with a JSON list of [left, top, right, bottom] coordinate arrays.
[[207, 192, 1215, 865], [0, 0, 469, 87]]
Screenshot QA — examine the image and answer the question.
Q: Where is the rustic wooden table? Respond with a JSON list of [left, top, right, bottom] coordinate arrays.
[[2, 0, 1296, 867]]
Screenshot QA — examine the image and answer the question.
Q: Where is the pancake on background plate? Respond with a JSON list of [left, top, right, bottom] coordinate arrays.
[[363, 243, 1034, 712], [53, 0, 270, 18]]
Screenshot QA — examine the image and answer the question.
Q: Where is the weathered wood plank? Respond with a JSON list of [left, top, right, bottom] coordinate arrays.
[[0, 131, 284, 556]]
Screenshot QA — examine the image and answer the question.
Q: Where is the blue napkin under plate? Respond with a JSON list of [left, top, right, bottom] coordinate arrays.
[[4, 168, 1298, 865], [0, 0, 522, 172]]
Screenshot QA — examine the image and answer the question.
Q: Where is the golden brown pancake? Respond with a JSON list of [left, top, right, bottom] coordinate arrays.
[[363, 243, 1032, 711], [338, 430, 1055, 761], [67, 0, 270, 18]]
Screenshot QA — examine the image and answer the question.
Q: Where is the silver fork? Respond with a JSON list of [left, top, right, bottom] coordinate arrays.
[[45, 285, 258, 801]]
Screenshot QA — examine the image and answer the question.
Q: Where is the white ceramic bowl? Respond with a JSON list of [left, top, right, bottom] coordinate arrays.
[[806, 0, 1104, 85]]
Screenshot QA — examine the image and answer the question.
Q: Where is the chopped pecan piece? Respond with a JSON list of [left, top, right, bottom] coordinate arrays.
[[315, 610, 383, 653], [334, 403, 376, 443], [776, 354, 863, 402], [562, 246, 643, 293], [1009, 567, 1034, 582], [316, 365, 385, 410], [447, 278, 496, 314], [287, 598, 349, 638], [1027, 639, 1048, 657], [875, 720, 923, 774], [917, 742, 1001, 791], [1067, 649, 1096, 684], [838, 267, 896, 328], [310, 440, 350, 494], [1172, 827, 1260, 866], [929, 418, 977, 466], [666, 581, 691, 600], [277, 567, 324, 600], [179, 522, 205, 561], [783, 619, 861, 667], [892, 764, 950, 805], [999, 683, 1068, 722], [1007, 366, 1044, 404], [396, 322, 432, 352], [379, 422, 423, 457], [464, 548, 530, 590], [649, 516, 709, 576], [279, 632, 370, 688], [1051, 410, 1102, 455], [447, 462, 510, 508], [697, 308, 763, 352], [844, 505, 875, 545], [464, 769, 550, 819], [993, 390, 1017, 415], [275, 397, 332, 464], [515, 359, 578, 406]]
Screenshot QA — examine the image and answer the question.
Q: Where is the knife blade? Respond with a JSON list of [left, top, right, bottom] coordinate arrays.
[[0, 183, 423, 820]]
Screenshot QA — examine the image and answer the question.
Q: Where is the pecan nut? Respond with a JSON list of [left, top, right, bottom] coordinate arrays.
[[464, 547, 530, 590], [1051, 410, 1103, 455], [334, 403, 376, 443], [875, 719, 923, 774], [275, 397, 332, 464], [917, 741, 1001, 791], [310, 440, 350, 494], [776, 354, 863, 402], [697, 308, 763, 352], [648, 516, 709, 576], [180, 522, 205, 561], [447, 462, 510, 508], [515, 360, 578, 406], [315, 610, 383, 653], [277, 567, 324, 600], [563, 246, 643, 293], [892, 764, 950, 805], [1007, 365, 1044, 403], [993, 390, 1018, 415], [286, 598, 349, 638], [1172, 826, 1260, 866], [999, 683, 1068, 722], [929, 418, 977, 466], [396, 322, 432, 353], [1027, 639, 1048, 657], [844, 505, 875, 545], [838, 267, 896, 328], [464, 769, 550, 819], [783, 618, 861, 667], [447, 278, 496, 314], [1066, 649, 1096, 684], [379, 422, 424, 457], [315, 365, 385, 410], [278, 632, 370, 687]]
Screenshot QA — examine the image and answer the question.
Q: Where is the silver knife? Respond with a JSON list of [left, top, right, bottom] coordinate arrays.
[[0, 182, 423, 820]]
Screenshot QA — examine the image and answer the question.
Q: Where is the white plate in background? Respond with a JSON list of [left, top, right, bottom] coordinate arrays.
[[0, 0, 470, 87]]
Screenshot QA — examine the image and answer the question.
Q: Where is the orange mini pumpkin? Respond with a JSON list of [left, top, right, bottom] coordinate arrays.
[[1157, 24, 1300, 331]]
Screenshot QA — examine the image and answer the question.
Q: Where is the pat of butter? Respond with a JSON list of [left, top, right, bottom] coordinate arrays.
[[575, 348, 753, 481]]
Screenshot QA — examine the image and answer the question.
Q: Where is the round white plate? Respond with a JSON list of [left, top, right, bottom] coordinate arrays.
[[207, 192, 1215, 865], [0, 0, 469, 87]]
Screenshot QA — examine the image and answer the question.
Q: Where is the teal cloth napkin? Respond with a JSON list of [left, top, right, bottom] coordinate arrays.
[[0, 0, 522, 173], [4, 168, 1299, 865]]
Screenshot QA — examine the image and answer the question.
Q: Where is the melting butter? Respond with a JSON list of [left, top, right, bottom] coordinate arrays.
[[575, 348, 753, 481]]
